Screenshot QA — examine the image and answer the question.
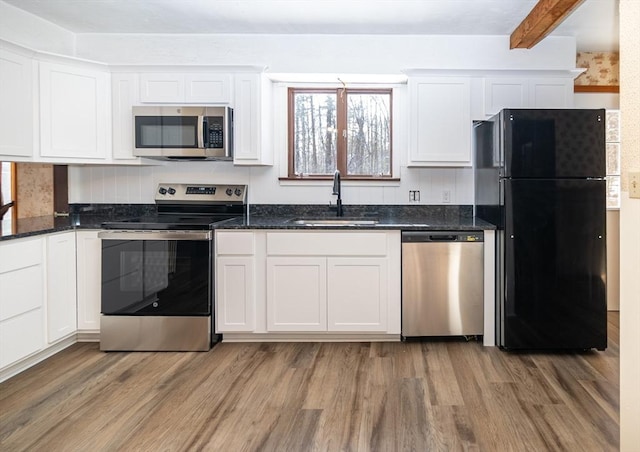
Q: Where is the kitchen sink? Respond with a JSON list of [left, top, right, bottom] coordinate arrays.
[[290, 218, 379, 226]]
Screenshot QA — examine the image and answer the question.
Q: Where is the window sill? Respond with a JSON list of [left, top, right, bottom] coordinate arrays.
[[278, 176, 401, 187]]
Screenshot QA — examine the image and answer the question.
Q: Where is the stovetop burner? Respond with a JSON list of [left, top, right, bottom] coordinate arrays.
[[101, 183, 247, 230]]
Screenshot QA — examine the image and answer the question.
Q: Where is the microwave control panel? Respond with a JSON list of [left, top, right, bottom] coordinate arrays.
[[206, 116, 224, 148]]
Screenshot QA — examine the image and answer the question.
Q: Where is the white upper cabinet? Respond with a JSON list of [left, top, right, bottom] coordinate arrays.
[[483, 76, 574, 117], [233, 72, 273, 165], [528, 78, 574, 109], [484, 78, 529, 116], [39, 61, 110, 161], [111, 73, 138, 160], [408, 76, 472, 167], [139, 72, 232, 103], [0, 46, 34, 160]]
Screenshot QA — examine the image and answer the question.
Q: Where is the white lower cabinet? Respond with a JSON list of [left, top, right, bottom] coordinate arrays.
[[46, 232, 77, 343], [215, 230, 401, 339], [266, 257, 327, 331], [0, 237, 45, 369], [215, 231, 256, 332], [75, 230, 102, 333], [327, 258, 388, 332], [216, 256, 255, 332]]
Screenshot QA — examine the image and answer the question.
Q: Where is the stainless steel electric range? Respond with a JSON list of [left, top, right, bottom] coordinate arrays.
[[99, 183, 247, 351]]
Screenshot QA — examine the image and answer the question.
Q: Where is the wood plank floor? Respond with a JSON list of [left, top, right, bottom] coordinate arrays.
[[0, 313, 619, 451]]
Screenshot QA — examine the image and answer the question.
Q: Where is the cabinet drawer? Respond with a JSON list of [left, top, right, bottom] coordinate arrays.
[[216, 232, 255, 255], [0, 264, 43, 321], [266, 232, 388, 256], [0, 309, 44, 368], [0, 237, 43, 273]]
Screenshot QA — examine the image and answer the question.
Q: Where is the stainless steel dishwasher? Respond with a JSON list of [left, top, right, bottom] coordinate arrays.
[[402, 231, 484, 337]]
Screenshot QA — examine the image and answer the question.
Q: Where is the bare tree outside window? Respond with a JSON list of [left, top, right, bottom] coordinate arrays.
[[347, 93, 391, 176], [288, 88, 392, 179]]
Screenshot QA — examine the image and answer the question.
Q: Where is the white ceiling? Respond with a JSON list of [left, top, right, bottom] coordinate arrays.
[[3, 0, 619, 52]]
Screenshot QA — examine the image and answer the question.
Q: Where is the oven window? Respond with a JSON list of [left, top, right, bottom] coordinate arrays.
[[102, 239, 210, 315]]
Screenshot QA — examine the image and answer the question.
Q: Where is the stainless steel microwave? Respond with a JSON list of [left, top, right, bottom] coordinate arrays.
[[133, 106, 233, 160]]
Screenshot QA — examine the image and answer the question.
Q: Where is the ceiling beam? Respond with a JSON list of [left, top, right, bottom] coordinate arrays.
[[510, 0, 586, 49]]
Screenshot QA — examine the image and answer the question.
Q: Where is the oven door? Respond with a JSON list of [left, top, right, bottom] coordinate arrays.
[[99, 231, 211, 316]]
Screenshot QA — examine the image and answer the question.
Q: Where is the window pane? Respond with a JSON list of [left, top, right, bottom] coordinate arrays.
[[346, 93, 391, 176], [606, 176, 620, 208], [293, 93, 337, 175]]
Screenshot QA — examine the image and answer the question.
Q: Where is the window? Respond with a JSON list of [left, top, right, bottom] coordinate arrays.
[[1, 162, 15, 231], [287, 88, 392, 179], [606, 110, 621, 208]]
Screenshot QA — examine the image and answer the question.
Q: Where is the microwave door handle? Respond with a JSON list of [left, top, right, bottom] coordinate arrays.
[[197, 115, 205, 149]]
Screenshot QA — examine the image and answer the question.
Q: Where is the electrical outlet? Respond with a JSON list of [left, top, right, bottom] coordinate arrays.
[[442, 190, 451, 203], [630, 172, 640, 199], [409, 190, 420, 202]]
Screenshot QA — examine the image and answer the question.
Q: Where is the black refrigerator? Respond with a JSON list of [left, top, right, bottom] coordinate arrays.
[[474, 109, 607, 350]]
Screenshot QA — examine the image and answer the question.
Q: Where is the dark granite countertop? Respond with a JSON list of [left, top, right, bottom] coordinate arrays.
[[0, 214, 113, 241], [214, 205, 495, 231], [214, 215, 494, 231], [0, 204, 496, 242]]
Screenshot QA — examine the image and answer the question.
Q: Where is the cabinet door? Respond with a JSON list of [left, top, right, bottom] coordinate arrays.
[[185, 73, 232, 103], [46, 232, 77, 342], [39, 62, 109, 160], [529, 78, 574, 109], [216, 257, 255, 332], [0, 48, 33, 159], [408, 77, 471, 166], [266, 257, 326, 331], [76, 230, 102, 332], [139, 73, 184, 103], [484, 78, 528, 117], [327, 258, 388, 332], [233, 73, 273, 165], [111, 73, 138, 160]]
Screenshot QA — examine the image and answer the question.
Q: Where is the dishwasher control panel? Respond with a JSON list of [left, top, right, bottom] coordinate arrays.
[[401, 231, 484, 243]]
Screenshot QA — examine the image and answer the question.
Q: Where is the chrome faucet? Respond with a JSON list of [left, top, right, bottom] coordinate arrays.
[[332, 169, 343, 217]]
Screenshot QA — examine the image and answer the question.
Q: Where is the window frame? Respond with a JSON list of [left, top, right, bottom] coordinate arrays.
[[286, 87, 394, 180]]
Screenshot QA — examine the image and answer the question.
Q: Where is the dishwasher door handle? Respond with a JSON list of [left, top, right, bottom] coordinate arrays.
[[428, 234, 457, 241]]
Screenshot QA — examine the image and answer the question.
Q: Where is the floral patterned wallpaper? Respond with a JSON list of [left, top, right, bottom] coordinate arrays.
[[575, 52, 620, 86]]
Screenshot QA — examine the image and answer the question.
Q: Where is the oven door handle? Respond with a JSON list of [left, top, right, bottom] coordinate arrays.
[[98, 231, 212, 241]]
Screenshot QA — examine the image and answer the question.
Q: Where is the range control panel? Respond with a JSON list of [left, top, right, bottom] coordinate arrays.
[[155, 183, 247, 204]]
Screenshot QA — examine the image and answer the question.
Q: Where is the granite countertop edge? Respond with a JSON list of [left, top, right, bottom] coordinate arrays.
[[0, 215, 110, 242], [1, 205, 497, 242], [212, 216, 495, 231]]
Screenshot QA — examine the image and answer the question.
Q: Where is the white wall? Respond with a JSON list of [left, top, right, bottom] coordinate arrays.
[[0, 1, 75, 55], [573, 92, 620, 109], [619, 0, 640, 449], [76, 33, 577, 72]]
